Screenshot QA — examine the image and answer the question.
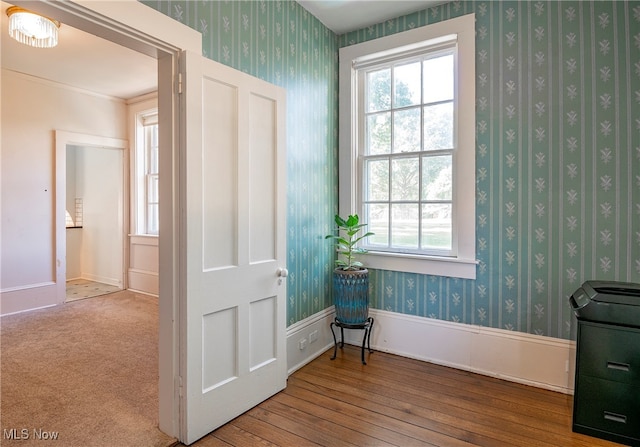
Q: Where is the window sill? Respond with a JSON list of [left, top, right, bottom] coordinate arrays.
[[129, 234, 159, 246], [360, 251, 477, 280]]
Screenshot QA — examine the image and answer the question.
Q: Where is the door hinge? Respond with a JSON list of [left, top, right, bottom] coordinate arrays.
[[176, 375, 183, 397], [177, 72, 183, 94]]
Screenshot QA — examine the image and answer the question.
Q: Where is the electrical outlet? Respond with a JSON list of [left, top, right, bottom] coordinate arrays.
[[309, 330, 318, 343], [299, 338, 307, 350]]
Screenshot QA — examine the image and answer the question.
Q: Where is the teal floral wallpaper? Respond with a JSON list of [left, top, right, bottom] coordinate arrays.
[[341, 1, 640, 339], [142, 0, 339, 325], [143, 1, 639, 341]]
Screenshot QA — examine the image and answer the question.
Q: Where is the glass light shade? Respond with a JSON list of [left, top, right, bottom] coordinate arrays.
[[7, 7, 60, 48]]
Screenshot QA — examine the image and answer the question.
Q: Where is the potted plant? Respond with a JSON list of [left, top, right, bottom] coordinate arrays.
[[325, 214, 374, 324]]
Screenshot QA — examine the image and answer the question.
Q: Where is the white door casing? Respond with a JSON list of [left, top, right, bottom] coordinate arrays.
[[55, 131, 128, 304], [180, 51, 287, 444]]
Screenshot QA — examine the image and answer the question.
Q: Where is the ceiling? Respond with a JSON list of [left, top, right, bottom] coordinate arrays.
[[1, 1, 441, 99], [296, 0, 444, 34], [1, 1, 157, 100]]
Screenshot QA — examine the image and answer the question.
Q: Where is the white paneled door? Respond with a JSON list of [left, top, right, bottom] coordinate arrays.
[[180, 51, 287, 444]]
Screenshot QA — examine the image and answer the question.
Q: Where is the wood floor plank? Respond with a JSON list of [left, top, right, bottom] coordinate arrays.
[[209, 424, 277, 447], [275, 388, 439, 447], [301, 349, 611, 447], [285, 377, 500, 447], [290, 367, 522, 447], [183, 347, 623, 447], [235, 415, 319, 447], [245, 404, 357, 446], [230, 414, 319, 447], [189, 433, 233, 447], [331, 348, 569, 415], [257, 398, 394, 446], [320, 349, 572, 423], [307, 353, 576, 439], [283, 380, 460, 447]]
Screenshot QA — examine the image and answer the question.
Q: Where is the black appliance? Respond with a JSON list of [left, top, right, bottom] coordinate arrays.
[[570, 280, 640, 447]]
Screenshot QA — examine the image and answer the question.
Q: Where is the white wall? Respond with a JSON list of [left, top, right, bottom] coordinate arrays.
[[74, 144, 124, 286], [66, 146, 78, 224], [66, 147, 82, 279], [0, 70, 127, 315], [66, 229, 82, 279], [128, 235, 159, 295]]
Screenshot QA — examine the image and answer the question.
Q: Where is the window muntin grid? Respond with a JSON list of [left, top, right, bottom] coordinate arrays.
[[360, 50, 455, 255]]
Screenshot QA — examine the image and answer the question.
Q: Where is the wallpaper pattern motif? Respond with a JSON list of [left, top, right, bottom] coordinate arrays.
[[142, 0, 338, 325], [145, 1, 640, 340], [341, 1, 640, 339]]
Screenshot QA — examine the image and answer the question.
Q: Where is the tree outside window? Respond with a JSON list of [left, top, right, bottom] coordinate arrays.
[[362, 52, 454, 255]]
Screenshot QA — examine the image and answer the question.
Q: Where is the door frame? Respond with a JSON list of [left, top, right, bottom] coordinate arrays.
[[55, 131, 128, 303], [13, 0, 203, 439]]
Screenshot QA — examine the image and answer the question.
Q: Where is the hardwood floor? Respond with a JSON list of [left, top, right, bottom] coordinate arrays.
[[185, 346, 623, 447]]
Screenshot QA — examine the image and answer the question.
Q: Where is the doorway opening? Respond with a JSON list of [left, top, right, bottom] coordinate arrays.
[[60, 137, 127, 302], [55, 132, 128, 304], [5, 0, 202, 441], [22, 0, 187, 438]]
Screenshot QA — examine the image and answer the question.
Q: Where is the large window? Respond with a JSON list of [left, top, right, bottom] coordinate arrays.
[[339, 14, 476, 279]]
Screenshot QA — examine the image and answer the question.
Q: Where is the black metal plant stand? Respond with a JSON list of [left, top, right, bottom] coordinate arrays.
[[330, 317, 374, 365]]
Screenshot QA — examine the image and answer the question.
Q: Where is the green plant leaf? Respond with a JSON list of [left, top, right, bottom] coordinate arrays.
[[325, 213, 374, 270], [334, 214, 347, 227]]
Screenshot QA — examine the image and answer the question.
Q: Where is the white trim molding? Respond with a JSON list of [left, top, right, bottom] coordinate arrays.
[[290, 307, 577, 394], [343, 309, 577, 394], [286, 307, 336, 375], [0, 282, 59, 316], [128, 268, 159, 296]]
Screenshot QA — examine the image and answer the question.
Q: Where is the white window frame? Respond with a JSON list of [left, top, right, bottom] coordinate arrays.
[[128, 95, 159, 237], [142, 115, 159, 235], [339, 14, 476, 279]]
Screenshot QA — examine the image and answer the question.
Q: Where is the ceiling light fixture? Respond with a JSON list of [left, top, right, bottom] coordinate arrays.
[[7, 6, 60, 48]]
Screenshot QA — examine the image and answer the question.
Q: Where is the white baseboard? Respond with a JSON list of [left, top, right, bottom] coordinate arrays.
[[128, 268, 159, 296], [286, 307, 336, 375], [82, 273, 122, 288], [287, 307, 577, 394], [0, 282, 60, 316]]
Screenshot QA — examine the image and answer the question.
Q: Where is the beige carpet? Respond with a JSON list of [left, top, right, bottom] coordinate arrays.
[[1, 291, 177, 447]]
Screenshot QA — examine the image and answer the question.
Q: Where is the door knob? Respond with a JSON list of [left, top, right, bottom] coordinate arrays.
[[277, 268, 288, 285]]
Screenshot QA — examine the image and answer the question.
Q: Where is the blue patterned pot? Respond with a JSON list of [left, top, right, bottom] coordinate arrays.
[[333, 268, 369, 324]]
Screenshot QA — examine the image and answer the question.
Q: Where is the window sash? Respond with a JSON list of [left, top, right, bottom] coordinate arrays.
[[146, 172, 159, 235], [352, 34, 457, 70], [362, 153, 454, 256], [357, 48, 456, 257], [143, 123, 159, 235]]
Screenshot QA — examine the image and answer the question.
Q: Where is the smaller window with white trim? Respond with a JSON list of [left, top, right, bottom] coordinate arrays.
[[135, 110, 159, 235]]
